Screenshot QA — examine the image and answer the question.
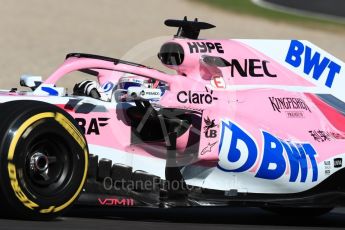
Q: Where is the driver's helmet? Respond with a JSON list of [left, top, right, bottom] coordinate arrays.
[[115, 75, 163, 102], [117, 77, 145, 90]]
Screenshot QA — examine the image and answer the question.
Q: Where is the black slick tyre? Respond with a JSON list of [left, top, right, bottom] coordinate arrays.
[[0, 100, 88, 220]]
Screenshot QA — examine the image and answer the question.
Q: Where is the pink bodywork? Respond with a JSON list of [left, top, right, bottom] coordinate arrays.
[[41, 38, 345, 171]]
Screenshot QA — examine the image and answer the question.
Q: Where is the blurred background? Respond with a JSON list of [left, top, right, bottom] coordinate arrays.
[[0, 0, 344, 88]]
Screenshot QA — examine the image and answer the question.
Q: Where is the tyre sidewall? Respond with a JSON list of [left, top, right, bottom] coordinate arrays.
[[0, 101, 88, 219]]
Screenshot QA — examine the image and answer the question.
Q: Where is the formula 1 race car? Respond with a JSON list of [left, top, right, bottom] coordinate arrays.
[[1, 17, 345, 219]]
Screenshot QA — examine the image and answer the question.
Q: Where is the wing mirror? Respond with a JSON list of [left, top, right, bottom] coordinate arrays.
[[20, 75, 43, 90], [202, 55, 230, 67]]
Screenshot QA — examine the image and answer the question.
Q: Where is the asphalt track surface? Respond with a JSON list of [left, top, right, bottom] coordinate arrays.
[[263, 0, 345, 18], [1, 207, 345, 230]]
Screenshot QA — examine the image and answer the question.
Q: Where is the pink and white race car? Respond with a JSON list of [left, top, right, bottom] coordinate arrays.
[[0, 17, 345, 219]]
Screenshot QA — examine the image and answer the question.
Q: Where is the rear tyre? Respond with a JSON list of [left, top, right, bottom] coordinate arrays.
[[0, 100, 88, 220]]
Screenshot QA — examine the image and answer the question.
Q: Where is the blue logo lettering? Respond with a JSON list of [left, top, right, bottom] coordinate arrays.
[[285, 40, 341, 88], [302, 143, 318, 182], [218, 120, 318, 182], [218, 121, 257, 172], [255, 132, 286, 180], [102, 82, 115, 92], [281, 142, 308, 182]]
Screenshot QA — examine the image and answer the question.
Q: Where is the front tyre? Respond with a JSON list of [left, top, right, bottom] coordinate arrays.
[[0, 100, 88, 220]]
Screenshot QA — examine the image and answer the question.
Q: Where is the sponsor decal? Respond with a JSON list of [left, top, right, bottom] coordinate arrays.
[[177, 87, 218, 105], [218, 120, 318, 182], [269, 97, 311, 113], [269, 97, 311, 118], [285, 40, 341, 88], [120, 77, 143, 85], [188, 42, 224, 54], [201, 141, 218, 155], [102, 82, 115, 92], [209, 59, 277, 87], [203, 116, 218, 138], [211, 76, 226, 89], [334, 158, 343, 168], [140, 90, 160, 96], [98, 197, 134, 206], [308, 130, 345, 142], [227, 59, 277, 78], [75, 117, 109, 135], [286, 111, 304, 118], [324, 161, 331, 175]]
